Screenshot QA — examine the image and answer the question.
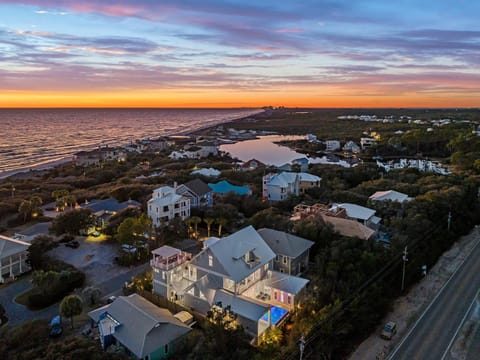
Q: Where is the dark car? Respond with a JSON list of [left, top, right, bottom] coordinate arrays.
[[65, 240, 80, 248], [49, 325, 63, 338]]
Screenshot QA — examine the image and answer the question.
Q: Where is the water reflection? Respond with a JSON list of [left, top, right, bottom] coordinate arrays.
[[220, 135, 307, 166]]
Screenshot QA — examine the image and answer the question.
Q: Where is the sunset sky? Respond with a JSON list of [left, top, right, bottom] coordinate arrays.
[[1, 0, 479, 108]]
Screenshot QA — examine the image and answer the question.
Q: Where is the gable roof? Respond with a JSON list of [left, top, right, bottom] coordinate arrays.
[[88, 294, 190, 358], [257, 228, 314, 258], [191, 226, 275, 282], [298, 172, 321, 182], [333, 203, 376, 221], [213, 290, 270, 322], [262, 271, 309, 295], [148, 192, 185, 207], [369, 190, 410, 203], [321, 215, 375, 240], [183, 179, 212, 196], [0, 235, 30, 258], [208, 180, 250, 195], [15, 222, 51, 238], [191, 168, 221, 177], [266, 172, 298, 187], [241, 158, 266, 168], [82, 198, 141, 213]]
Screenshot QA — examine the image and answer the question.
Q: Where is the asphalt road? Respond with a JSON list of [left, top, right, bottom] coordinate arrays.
[[0, 262, 149, 327], [389, 236, 480, 360]]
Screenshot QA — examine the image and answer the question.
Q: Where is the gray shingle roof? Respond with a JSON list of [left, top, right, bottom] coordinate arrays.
[[257, 228, 314, 258], [183, 178, 212, 196], [88, 294, 190, 358]]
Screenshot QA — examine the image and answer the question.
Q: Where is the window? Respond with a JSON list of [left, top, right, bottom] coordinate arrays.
[[283, 256, 288, 264], [164, 344, 169, 354], [287, 295, 291, 304], [208, 255, 213, 267], [163, 205, 169, 212], [162, 271, 166, 280], [275, 255, 279, 262]]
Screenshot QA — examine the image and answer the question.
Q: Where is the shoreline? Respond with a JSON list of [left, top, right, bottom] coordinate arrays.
[[0, 109, 264, 181]]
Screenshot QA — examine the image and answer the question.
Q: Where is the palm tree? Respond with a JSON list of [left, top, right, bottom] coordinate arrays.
[[52, 189, 70, 200], [29, 195, 43, 216], [190, 216, 201, 237], [18, 200, 32, 223], [216, 217, 227, 237], [60, 295, 83, 329], [204, 217, 215, 237]]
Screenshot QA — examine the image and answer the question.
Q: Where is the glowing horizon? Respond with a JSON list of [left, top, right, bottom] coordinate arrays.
[[1, 1, 479, 108]]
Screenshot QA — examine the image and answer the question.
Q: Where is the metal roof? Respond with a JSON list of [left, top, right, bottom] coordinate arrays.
[[88, 294, 190, 358], [0, 235, 30, 259], [257, 228, 314, 258]]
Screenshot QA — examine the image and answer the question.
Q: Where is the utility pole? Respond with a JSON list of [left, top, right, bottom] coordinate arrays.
[[299, 334, 305, 360], [401, 246, 408, 292], [447, 211, 452, 231]]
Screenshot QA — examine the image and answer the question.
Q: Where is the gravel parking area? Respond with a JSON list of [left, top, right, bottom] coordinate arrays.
[[47, 236, 131, 286]]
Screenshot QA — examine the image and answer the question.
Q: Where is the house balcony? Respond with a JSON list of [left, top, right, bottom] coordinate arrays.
[[151, 245, 192, 271]]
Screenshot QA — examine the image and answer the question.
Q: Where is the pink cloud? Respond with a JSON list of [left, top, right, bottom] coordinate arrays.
[[275, 28, 304, 33]]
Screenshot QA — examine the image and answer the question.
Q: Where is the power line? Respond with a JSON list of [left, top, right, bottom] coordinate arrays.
[[284, 219, 447, 360]]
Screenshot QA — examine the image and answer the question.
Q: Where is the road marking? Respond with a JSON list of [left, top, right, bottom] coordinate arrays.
[[388, 235, 480, 359], [440, 288, 480, 360]]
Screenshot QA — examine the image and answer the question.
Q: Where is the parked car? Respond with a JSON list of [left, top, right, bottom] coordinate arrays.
[[381, 321, 397, 340], [65, 240, 80, 248], [49, 325, 63, 338], [60, 235, 75, 243], [49, 315, 63, 338], [107, 296, 117, 304]]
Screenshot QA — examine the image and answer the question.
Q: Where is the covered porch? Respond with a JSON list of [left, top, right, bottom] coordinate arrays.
[[241, 270, 309, 311]]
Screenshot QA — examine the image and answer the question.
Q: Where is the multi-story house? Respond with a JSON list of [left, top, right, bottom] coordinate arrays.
[[263, 172, 321, 201], [147, 186, 190, 227], [175, 179, 213, 207], [151, 226, 310, 341], [343, 141, 361, 154], [0, 235, 31, 283], [325, 140, 341, 152], [331, 203, 381, 228], [257, 228, 313, 276], [360, 137, 377, 150]]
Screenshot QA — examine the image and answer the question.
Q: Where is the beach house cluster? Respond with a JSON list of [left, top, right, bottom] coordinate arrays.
[[150, 226, 313, 341]]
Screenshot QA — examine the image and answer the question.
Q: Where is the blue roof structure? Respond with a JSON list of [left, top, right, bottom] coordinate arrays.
[[82, 198, 141, 213], [207, 180, 251, 195]]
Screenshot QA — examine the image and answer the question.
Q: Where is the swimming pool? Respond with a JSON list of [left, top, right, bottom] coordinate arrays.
[[261, 306, 288, 325]]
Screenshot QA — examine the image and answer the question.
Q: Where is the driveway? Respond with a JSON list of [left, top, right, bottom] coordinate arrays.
[[0, 276, 59, 327], [47, 236, 133, 286]]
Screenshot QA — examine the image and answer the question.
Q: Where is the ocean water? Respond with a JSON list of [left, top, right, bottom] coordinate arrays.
[[0, 108, 261, 176]]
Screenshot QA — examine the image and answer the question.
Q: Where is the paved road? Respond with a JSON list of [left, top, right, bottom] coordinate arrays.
[[0, 262, 149, 327], [0, 276, 58, 327], [389, 237, 480, 360]]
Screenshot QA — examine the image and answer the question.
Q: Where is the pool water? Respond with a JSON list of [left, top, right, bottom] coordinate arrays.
[[261, 306, 288, 325]]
